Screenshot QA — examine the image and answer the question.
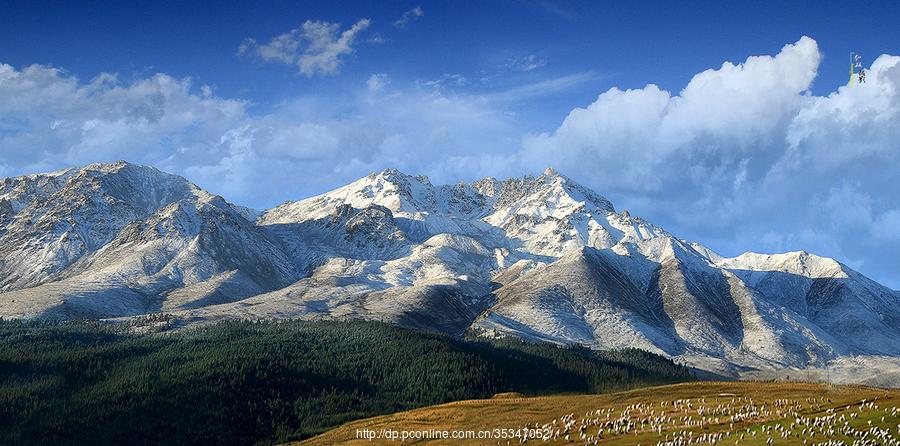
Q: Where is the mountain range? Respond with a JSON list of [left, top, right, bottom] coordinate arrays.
[[1, 161, 898, 384]]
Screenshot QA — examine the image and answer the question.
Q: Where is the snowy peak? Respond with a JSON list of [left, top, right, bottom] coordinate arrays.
[[261, 167, 681, 282], [3, 160, 203, 222], [0, 161, 248, 291], [356, 168, 436, 214], [259, 168, 436, 225], [483, 169, 615, 222], [717, 250, 848, 279], [485, 168, 613, 212], [261, 167, 617, 223], [259, 168, 676, 262]]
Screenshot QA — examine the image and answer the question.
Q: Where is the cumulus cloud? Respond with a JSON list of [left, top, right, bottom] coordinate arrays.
[[393, 6, 424, 28], [522, 37, 822, 190], [238, 19, 371, 76], [0, 63, 245, 173]]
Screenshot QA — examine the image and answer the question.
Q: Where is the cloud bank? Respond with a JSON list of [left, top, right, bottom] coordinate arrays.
[[0, 65, 246, 174], [0, 36, 899, 286], [0, 63, 519, 205]]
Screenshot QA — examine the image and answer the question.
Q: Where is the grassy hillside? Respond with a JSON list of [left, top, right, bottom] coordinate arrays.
[[299, 381, 900, 445], [0, 318, 690, 445]]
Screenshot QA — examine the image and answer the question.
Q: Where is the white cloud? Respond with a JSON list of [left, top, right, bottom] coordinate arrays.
[[0, 63, 245, 173], [393, 6, 424, 28], [522, 37, 822, 191], [779, 54, 900, 173], [0, 61, 521, 208], [505, 54, 547, 72], [424, 73, 469, 89], [368, 33, 388, 45], [238, 19, 371, 76], [182, 83, 520, 204], [366, 73, 390, 93]]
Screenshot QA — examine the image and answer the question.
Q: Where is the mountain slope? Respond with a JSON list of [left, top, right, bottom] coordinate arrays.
[[717, 252, 900, 356], [0, 162, 300, 319], [0, 161, 199, 290], [470, 243, 848, 376], [0, 162, 897, 381]]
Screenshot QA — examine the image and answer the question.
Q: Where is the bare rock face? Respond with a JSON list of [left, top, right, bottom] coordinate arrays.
[[1, 162, 899, 382]]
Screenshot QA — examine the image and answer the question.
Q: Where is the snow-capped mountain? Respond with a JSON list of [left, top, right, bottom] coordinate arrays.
[[1, 162, 898, 383], [0, 162, 300, 319], [0, 161, 197, 290]]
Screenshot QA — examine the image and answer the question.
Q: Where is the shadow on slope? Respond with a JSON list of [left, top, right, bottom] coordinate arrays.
[[0, 318, 692, 446]]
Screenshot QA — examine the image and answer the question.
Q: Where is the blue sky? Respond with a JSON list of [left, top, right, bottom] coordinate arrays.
[[1, 0, 899, 287], [5, 1, 898, 121]]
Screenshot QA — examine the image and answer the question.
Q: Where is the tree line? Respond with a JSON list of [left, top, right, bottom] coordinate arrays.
[[0, 318, 692, 445]]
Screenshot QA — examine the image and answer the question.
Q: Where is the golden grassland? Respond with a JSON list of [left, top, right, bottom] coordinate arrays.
[[296, 381, 900, 445]]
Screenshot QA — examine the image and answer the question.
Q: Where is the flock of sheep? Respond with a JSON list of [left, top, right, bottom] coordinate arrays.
[[499, 394, 899, 445]]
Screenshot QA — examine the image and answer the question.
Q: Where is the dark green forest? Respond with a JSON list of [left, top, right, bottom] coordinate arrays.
[[0, 318, 692, 445]]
